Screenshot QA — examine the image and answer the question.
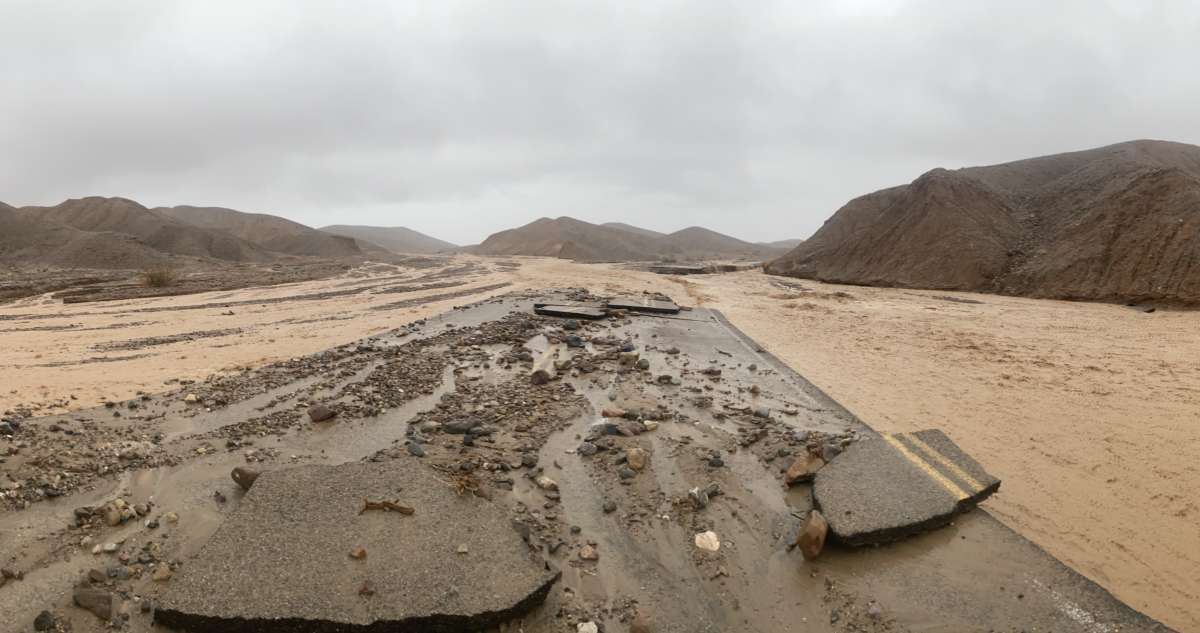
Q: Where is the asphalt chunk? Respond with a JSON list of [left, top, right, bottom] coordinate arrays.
[[813, 429, 1000, 546], [156, 460, 559, 632]]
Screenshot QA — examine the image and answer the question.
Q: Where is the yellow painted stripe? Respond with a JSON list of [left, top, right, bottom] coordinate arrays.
[[903, 434, 984, 496], [882, 434, 970, 502]]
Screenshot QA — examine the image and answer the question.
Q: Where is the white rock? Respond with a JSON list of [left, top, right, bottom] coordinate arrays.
[[577, 623, 599, 633], [694, 530, 720, 552], [535, 475, 558, 491], [183, 393, 198, 403]]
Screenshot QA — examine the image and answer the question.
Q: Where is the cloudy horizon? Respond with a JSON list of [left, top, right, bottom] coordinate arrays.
[[3, 0, 1199, 245]]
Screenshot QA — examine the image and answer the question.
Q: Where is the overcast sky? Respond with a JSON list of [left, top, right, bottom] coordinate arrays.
[[2, 1, 1199, 244]]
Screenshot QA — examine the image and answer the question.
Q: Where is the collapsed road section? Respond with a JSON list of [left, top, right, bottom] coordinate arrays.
[[155, 461, 558, 632], [0, 289, 1174, 633]]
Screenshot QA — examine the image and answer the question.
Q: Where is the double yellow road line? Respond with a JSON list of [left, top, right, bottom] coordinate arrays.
[[882, 433, 985, 502]]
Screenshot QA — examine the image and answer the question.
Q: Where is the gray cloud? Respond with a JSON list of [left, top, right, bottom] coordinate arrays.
[[3, 0, 1199, 244]]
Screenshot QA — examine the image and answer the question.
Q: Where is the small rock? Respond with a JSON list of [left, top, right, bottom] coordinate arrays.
[[784, 453, 826, 485], [102, 543, 118, 553], [625, 447, 648, 471], [73, 584, 113, 621], [520, 453, 538, 468], [457, 544, 469, 555], [577, 623, 599, 633], [821, 443, 843, 461], [578, 544, 599, 561], [152, 564, 172, 582], [602, 500, 617, 514], [535, 475, 559, 491], [752, 407, 771, 419], [406, 442, 426, 457], [867, 601, 883, 620], [636, 358, 651, 371], [643, 420, 659, 431], [350, 547, 367, 559], [796, 509, 828, 560], [307, 403, 337, 422], [617, 466, 637, 480], [707, 456, 724, 468], [600, 407, 626, 418], [577, 441, 598, 457], [562, 319, 581, 331], [164, 511, 179, 523], [443, 420, 480, 434], [231, 467, 260, 492], [183, 393, 199, 404], [33, 610, 55, 631], [694, 530, 720, 552], [631, 610, 653, 633]]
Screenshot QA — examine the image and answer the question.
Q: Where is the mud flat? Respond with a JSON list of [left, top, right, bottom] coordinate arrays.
[[1, 256, 1196, 630], [0, 289, 1173, 632]]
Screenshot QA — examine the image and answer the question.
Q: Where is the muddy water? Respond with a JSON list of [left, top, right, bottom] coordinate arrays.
[[0, 294, 1171, 633]]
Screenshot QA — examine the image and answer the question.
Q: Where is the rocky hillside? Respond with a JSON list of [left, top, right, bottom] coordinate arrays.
[[160, 206, 363, 258], [319, 225, 457, 254], [25, 197, 272, 263], [766, 140, 1200, 304], [476, 217, 779, 262]]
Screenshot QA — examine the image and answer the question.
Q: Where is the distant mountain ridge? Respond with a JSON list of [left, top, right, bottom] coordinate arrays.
[[475, 216, 783, 262], [159, 205, 363, 258], [766, 139, 1200, 304], [320, 224, 457, 254], [0, 196, 445, 270]]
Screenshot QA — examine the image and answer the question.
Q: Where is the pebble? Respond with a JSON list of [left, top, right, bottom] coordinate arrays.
[[231, 467, 260, 491], [577, 441, 598, 456], [694, 530, 720, 552], [73, 585, 112, 621], [796, 510, 828, 560], [152, 564, 173, 582], [579, 544, 599, 561], [625, 447, 648, 471], [457, 544, 469, 555], [636, 358, 651, 370], [785, 453, 826, 485], [102, 543, 118, 553], [617, 466, 637, 480], [164, 511, 179, 523], [406, 442, 426, 457], [183, 393, 199, 403], [307, 403, 337, 422], [350, 547, 367, 559], [562, 319, 581, 331], [33, 610, 55, 631], [602, 500, 617, 513], [535, 475, 559, 491], [578, 623, 599, 633]]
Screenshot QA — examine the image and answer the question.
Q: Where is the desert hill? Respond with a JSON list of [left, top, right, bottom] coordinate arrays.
[[160, 206, 363, 258], [766, 139, 1200, 303], [320, 224, 457, 254], [602, 222, 667, 239], [0, 202, 173, 269], [23, 197, 272, 263], [475, 217, 662, 261], [475, 216, 780, 262], [761, 238, 803, 250]]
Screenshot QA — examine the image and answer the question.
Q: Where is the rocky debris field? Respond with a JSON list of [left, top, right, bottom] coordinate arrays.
[[0, 289, 1166, 633]]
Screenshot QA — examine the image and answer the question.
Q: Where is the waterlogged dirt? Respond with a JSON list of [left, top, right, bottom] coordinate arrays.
[[0, 256, 1194, 631], [0, 291, 1171, 633]]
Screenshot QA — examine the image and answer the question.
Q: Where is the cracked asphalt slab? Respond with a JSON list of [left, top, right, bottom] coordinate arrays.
[[155, 460, 559, 632], [814, 429, 1002, 546]]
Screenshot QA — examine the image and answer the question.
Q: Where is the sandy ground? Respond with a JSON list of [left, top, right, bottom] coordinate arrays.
[[1, 255, 1196, 631]]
